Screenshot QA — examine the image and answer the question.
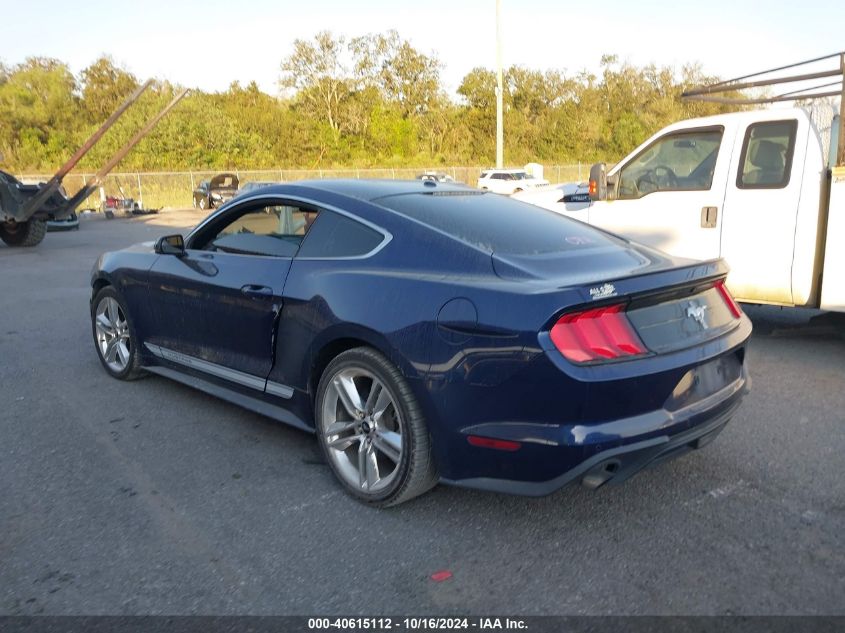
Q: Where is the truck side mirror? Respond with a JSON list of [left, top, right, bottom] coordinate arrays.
[[589, 163, 607, 201], [155, 234, 185, 256]]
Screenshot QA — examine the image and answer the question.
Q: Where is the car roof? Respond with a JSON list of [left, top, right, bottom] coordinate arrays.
[[247, 178, 475, 202]]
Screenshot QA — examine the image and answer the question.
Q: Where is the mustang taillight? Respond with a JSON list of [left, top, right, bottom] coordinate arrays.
[[550, 303, 647, 363], [714, 280, 742, 319]]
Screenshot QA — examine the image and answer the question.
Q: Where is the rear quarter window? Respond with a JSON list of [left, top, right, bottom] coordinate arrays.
[[376, 192, 616, 255], [296, 210, 384, 258]]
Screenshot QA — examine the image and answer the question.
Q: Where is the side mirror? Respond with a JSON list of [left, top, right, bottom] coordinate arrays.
[[588, 163, 607, 201], [155, 234, 185, 256]]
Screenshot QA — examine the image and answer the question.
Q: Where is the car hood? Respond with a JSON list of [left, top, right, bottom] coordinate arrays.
[[210, 173, 239, 193], [121, 240, 156, 253], [513, 182, 589, 206]]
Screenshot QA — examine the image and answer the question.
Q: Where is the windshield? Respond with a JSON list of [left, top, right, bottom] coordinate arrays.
[[617, 128, 723, 199]]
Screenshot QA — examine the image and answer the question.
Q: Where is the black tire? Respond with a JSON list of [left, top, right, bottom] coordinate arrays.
[[0, 219, 47, 247], [199, 197, 206, 210], [315, 347, 438, 507], [90, 286, 146, 381], [192, 196, 197, 209]]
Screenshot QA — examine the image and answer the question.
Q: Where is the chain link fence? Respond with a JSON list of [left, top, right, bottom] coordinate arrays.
[[16, 164, 589, 210]]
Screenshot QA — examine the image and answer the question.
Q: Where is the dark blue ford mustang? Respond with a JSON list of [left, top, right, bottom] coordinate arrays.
[[90, 179, 751, 506]]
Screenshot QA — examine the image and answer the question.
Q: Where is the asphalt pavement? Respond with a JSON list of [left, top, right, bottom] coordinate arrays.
[[1, 211, 843, 615]]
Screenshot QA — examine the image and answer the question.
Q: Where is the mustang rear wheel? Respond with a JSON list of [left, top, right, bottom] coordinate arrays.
[[91, 287, 145, 380], [316, 347, 437, 506]]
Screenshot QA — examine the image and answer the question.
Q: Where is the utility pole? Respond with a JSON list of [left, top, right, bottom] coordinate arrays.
[[495, 0, 504, 169]]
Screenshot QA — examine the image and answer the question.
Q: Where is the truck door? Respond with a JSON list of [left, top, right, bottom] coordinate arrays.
[[589, 125, 733, 261], [719, 116, 806, 304]]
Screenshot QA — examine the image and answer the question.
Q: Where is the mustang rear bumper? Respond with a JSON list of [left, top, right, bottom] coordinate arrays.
[[441, 363, 750, 497]]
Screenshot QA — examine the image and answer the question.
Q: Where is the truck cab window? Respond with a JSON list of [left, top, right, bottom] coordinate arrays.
[[617, 128, 724, 200], [737, 120, 797, 189]]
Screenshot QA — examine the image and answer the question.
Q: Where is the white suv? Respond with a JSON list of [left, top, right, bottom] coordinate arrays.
[[477, 169, 549, 195]]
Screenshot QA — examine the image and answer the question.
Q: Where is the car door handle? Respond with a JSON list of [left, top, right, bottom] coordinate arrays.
[[701, 206, 718, 228], [240, 284, 274, 299]]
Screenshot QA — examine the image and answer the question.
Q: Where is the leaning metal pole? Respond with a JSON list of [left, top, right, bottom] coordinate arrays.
[[19, 80, 153, 218], [62, 89, 190, 213]]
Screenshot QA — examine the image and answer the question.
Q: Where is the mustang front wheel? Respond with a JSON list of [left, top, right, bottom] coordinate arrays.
[[91, 287, 144, 380], [316, 347, 437, 506]]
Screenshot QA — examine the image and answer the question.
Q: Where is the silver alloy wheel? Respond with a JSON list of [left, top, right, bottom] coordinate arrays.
[[321, 367, 403, 493], [94, 296, 131, 372]]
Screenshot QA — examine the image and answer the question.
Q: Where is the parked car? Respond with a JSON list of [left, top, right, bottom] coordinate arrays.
[[193, 173, 239, 210], [477, 168, 549, 195], [46, 210, 79, 231], [90, 179, 751, 506], [416, 171, 455, 183], [236, 181, 279, 197]]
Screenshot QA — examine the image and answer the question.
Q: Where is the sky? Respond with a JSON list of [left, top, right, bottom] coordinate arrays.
[[2, 0, 844, 98]]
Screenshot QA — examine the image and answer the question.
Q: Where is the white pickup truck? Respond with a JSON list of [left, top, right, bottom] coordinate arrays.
[[516, 107, 844, 312]]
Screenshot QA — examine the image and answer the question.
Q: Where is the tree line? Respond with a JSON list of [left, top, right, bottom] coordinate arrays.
[[0, 31, 738, 173]]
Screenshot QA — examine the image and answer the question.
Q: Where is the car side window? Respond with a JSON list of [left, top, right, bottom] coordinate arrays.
[[296, 210, 384, 258], [192, 202, 319, 257], [736, 120, 797, 189], [617, 128, 724, 200]]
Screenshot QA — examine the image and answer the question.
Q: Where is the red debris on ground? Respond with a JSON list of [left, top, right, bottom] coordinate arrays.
[[430, 570, 453, 582]]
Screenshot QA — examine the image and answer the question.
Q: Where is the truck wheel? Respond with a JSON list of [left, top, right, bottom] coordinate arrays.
[[0, 219, 47, 247], [199, 197, 206, 210]]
